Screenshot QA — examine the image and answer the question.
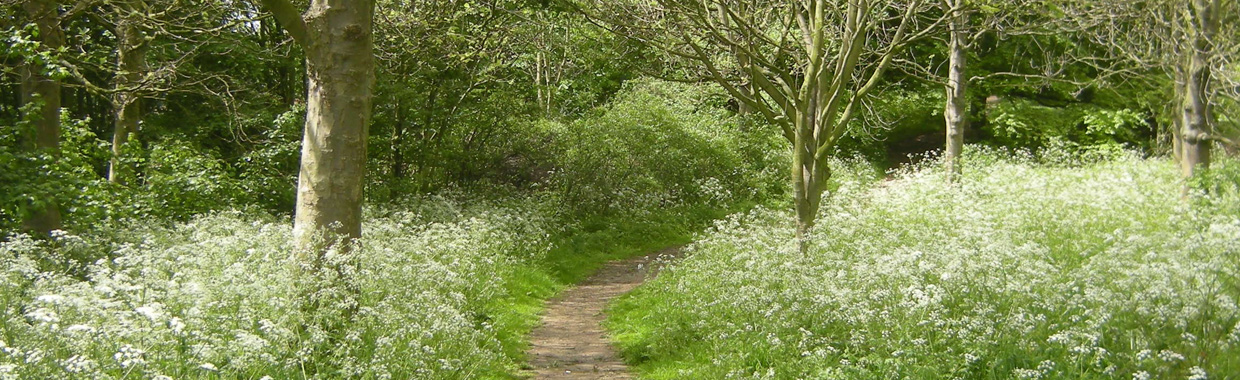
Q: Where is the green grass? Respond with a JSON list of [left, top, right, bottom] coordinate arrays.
[[499, 202, 752, 365]]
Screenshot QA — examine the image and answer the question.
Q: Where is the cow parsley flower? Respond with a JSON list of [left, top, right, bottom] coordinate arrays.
[[113, 345, 145, 368]]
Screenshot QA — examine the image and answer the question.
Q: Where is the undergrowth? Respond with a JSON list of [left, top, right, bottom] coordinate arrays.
[[609, 148, 1240, 379], [0, 194, 727, 379]]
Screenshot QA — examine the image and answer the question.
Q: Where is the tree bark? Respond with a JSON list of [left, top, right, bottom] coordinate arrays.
[[20, 0, 65, 234], [109, 2, 147, 184], [287, 0, 376, 256], [943, 1, 967, 183], [1179, 0, 1219, 179]]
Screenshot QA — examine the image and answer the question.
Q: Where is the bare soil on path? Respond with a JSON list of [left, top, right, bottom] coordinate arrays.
[[524, 246, 682, 379]]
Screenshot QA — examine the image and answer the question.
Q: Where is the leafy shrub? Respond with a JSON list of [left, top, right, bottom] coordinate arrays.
[[538, 78, 783, 215], [986, 100, 1149, 153], [139, 142, 247, 219], [0, 108, 115, 233], [610, 153, 1240, 379]]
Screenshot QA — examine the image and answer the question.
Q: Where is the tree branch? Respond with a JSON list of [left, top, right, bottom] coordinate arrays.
[[257, 0, 308, 46]]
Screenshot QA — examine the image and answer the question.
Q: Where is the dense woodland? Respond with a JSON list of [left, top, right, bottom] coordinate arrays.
[[1, 0, 1239, 379]]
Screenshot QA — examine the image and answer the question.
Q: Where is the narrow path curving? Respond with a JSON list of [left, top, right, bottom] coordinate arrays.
[[524, 246, 682, 379]]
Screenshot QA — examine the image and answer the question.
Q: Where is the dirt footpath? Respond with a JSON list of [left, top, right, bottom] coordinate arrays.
[[524, 246, 682, 379]]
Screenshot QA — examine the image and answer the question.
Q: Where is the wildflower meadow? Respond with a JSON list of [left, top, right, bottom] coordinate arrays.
[[610, 150, 1240, 379]]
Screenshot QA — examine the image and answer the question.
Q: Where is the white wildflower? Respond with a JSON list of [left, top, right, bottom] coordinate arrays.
[[168, 317, 186, 334], [1158, 350, 1185, 362], [1188, 366, 1207, 380], [65, 324, 95, 334], [26, 308, 59, 324], [1135, 349, 1152, 361], [135, 304, 164, 321], [59, 355, 96, 374], [35, 294, 66, 304], [113, 345, 145, 368]]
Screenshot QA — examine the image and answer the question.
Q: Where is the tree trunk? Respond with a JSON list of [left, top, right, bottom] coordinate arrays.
[[19, 0, 65, 234], [1172, 66, 1185, 165], [290, 0, 376, 256], [109, 6, 147, 184], [943, 2, 967, 183], [1179, 0, 1218, 179], [736, 50, 754, 116], [392, 99, 405, 179], [792, 112, 830, 252]]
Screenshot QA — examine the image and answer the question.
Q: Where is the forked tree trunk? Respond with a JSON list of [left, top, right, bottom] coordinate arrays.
[[791, 112, 831, 251], [1180, 0, 1219, 179], [109, 6, 147, 184], [289, 0, 376, 256], [20, 0, 64, 234], [943, 2, 967, 183]]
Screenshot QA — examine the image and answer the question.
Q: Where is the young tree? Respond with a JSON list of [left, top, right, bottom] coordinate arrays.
[[108, 0, 147, 184], [576, 0, 945, 243], [941, 0, 967, 182], [52, 0, 248, 184], [257, 0, 376, 256], [921, 0, 1043, 182]]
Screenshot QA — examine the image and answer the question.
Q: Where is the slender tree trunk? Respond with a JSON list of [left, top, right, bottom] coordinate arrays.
[[392, 100, 405, 179], [1172, 66, 1186, 165], [1179, 0, 1218, 179], [20, 0, 65, 234], [416, 82, 440, 190], [290, 0, 376, 256], [109, 6, 146, 184], [943, 1, 968, 183], [535, 51, 547, 116]]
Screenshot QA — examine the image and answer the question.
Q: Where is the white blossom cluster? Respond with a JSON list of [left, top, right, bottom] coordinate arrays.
[[617, 150, 1240, 379], [0, 197, 558, 379]]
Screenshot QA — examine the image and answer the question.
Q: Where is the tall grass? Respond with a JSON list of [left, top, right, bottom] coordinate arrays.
[[609, 148, 1240, 379]]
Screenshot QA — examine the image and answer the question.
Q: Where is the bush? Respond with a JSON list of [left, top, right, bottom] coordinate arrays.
[[986, 99, 1149, 154], [538, 78, 784, 215]]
